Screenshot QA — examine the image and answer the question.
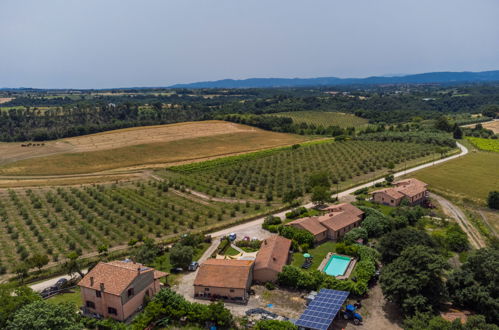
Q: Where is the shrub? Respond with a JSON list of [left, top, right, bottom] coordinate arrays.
[[343, 227, 368, 244], [487, 191, 499, 209], [265, 282, 276, 290]]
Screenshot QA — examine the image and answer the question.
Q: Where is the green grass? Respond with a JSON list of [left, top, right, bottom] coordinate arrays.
[[224, 246, 241, 256], [291, 241, 336, 270], [411, 151, 499, 204], [270, 111, 369, 128], [466, 137, 499, 152], [47, 286, 81, 306], [164, 140, 442, 202], [353, 200, 395, 216]]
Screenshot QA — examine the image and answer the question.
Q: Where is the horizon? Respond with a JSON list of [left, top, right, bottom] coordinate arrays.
[[1, 0, 499, 89]]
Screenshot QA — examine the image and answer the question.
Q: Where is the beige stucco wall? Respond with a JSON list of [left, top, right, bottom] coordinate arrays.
[[81, 287, 124, 321], [373, 192, 400, 206]]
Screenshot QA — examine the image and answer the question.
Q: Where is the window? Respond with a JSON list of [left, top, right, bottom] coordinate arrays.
[[391, 200, 394, 203], [204, 287, 210, 292], [86, 301, 95, 309], [108, 307, 117, 315], [230, 289, 234, 293], [127, 288, 134, 297], [96, 290, 101, 298]]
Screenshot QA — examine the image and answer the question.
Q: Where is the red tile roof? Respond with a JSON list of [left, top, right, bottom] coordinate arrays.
[[78, 261, 158, 296], [254, 235, 292, 273], [194, 259, 253, 289], [288, 217, 327, 235], [288, 203, 364, 234], [372, 178, 428, 198]]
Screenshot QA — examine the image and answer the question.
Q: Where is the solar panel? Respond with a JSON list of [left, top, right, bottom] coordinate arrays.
[[295, 289, 349, 330]]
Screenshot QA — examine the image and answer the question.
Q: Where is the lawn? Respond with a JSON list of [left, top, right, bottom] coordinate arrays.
[[270, 111, 369, 128], [224, 246, 241, 256], [411, 151, 499, 204], [291, 241, 336, 270], [466, 137, 499, 152], [353, 200, 395, 216], [47, 286, 81, 306]]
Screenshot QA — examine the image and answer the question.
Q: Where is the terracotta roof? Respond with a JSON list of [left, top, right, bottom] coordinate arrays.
[[194, 259, 253, 289], [288, 203, 364, 234], [254, 235, 292, 273], [372, 178, 428, 198], [78, 261, 154, 296], [372, 188, 405, 200], [287, 217, 327, 235], [154, 270, 169, 279], [318, 203, 364, 231]]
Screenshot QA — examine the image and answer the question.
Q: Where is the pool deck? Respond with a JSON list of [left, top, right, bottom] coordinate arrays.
[[318, 252, 357, 280]]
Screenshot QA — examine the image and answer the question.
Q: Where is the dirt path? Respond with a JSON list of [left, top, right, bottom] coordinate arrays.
[[333, 284, 402, 330], [430, 193, 487, 249]]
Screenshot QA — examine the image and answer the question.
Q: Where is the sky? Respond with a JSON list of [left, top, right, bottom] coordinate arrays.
[[1, 0, 499, 89]]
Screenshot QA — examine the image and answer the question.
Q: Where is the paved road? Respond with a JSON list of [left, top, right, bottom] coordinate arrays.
[[28, 142, 468, 293], [430, 193, 486, 249], [211, 142, 468, 239]]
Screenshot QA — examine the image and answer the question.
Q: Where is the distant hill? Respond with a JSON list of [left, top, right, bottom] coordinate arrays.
[[168, 70, 499, 89]]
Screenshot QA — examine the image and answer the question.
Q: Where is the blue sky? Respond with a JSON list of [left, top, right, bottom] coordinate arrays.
[[1, 0, 498, 88]]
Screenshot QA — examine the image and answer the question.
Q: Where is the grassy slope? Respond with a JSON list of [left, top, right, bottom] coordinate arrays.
[[411, 151, 499, 204], [271, 111, 369, 128], [0, 131, 310, 176]]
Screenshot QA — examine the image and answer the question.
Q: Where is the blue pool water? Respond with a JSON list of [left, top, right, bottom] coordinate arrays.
[[323, 254, 351, 276]]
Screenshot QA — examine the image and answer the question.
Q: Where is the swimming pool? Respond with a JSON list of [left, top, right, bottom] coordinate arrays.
[[323, 254, 352, 277]]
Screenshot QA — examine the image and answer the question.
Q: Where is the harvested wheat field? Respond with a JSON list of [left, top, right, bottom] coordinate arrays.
[[0, 121, 310, 176], [0, 97, 14, 104], [482, 119, 499, 134]]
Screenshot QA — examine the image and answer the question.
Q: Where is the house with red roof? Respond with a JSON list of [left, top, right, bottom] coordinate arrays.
[[253, 235, 292, 283], [287, 203, 364, 243], [371, 178, 428, 206], [78, 260, 168, 322]]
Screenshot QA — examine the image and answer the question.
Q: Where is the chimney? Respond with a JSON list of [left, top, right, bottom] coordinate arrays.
[[100, 283, 105, 292], [90, 277, 94, 286]]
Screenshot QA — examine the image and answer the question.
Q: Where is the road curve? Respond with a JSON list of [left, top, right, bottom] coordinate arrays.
[[211, 142, 468, 238]]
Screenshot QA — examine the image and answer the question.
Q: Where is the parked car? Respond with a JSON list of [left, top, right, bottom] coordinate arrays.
[[228, 233, 237, 241], [188, 261, 199, 271], [55, 278, 68, 289], [170, 267, 183, 274]]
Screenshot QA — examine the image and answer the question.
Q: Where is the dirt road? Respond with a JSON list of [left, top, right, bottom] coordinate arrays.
[[430, 193, 486, 249]]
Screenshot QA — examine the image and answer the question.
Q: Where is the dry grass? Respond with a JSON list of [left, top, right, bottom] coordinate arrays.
[[0, 97, 13, 104], [0, 122, 309, 176], [482, 120, 499, 134]]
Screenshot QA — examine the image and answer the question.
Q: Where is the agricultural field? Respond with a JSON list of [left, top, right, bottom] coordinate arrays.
[[270, 111, 369, 128], [0, 121, 309, 175], [412, 151, 499, 204], [0, 180, 273, 273], [466, 137, 499, 152], [162, 140, 444, 201]]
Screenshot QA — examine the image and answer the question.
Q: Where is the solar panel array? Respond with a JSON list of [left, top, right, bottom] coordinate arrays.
[[295, 289, 349, 330]]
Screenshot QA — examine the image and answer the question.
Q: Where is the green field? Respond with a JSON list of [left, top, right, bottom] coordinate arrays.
[[271, 111, 369, 128], [291, 241, 336, 270], [0, 182, 273, 273], [162, 140, 443, 201], [466, 137, 499, 152], [412, 151, 499, 204]]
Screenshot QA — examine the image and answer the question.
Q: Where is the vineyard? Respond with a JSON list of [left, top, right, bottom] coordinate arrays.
[[270, 111, 369, 128], [164, 140, 444, 201], [0, 181, 272, 273], [466, 137, 499, 152]]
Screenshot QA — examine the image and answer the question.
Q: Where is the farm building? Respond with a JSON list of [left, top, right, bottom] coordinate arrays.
[[78, 260, 168, 322], [288, 203, 364, 243], [371, 178, 428, 206], [253, 235, 292, 283], [193, 259, 254, 303]]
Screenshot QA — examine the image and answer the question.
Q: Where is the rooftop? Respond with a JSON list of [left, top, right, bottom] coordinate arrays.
[[194, 259, 253, 289], [254, 235, 292, 273]]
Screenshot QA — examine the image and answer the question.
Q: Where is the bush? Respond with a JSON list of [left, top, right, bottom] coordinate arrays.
[[255, 319, 298, 330], [265, 282, 276, 290], [487, 191, 499, 209], [278, 226, 314, 247], [343, 227, 368, 244], [262, 216, 282, 231], [285, 207, 308, 220]]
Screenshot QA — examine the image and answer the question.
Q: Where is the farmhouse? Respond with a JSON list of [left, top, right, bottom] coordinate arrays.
[[253, 235, 292, 283], [78, 260, 168, 322], [371, 178, 428, 206], [193, 259, 254, 303], [288, 203, 364, 243]]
